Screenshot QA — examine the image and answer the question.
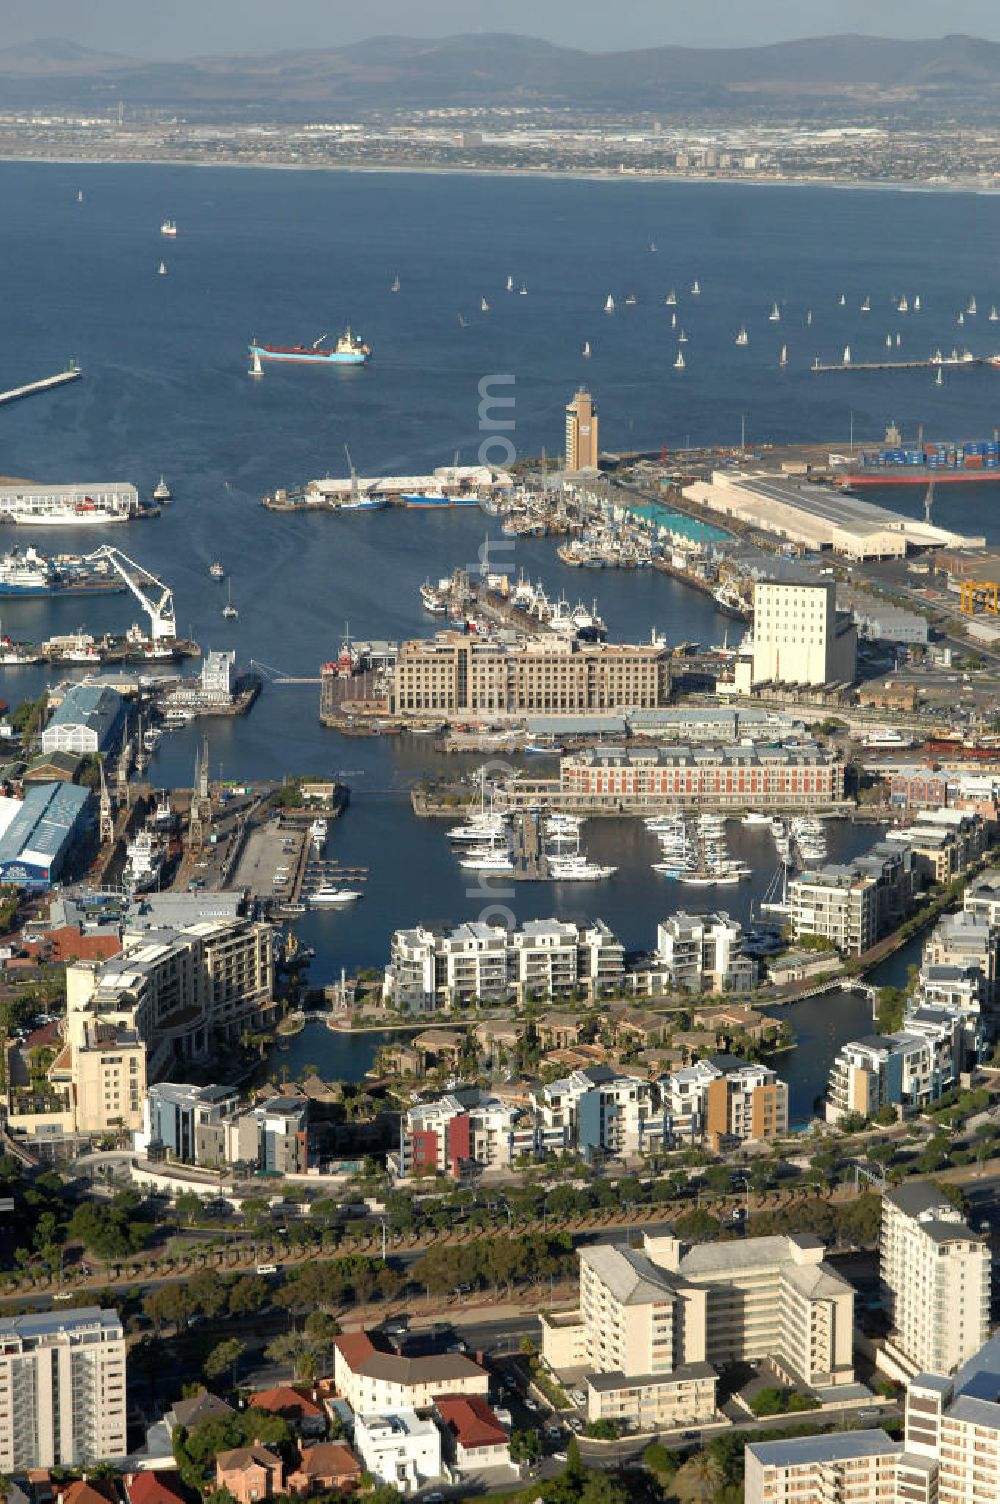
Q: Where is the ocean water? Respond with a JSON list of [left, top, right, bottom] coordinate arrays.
[[1, 162, 997, 976]]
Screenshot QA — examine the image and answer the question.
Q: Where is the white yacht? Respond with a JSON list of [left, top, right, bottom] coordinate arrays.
[[158, 261, 167, 276], [741, 812, 772, 826], [459, 850, 514, 873], [391, 274, 401, 293], [506, 274, 514, 293], [481, 296, 490, 313], [779, 345, 788, 367], [582, 341, 591, 358], [735, 327, 749, 346], [678, 328, 688, 343], [843, 345, 852, 365], [548, 854, 616, 881], [605, 294, 615, 313], [690, 280, 701, 295], [769, 302, 780, 321], [309, 887, 361, 907], [447, 814, 509, 843], [674, 350, 685, 370], [861, 296, 870, 312], [665, 289, 677, 305], [152, 475, 172, 502], [210, 561, 225, 580]]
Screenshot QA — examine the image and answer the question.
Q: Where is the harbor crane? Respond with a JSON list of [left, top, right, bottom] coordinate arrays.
[[82, 546, 177, 641], [344, 444, 360, 505]]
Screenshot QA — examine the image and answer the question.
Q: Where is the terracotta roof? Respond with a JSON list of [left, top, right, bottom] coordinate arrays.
[[60, 1484, 116, 1504], [24, 1021, 61, 1049], [249, 1384, 324, 1420], [335, 1330, 486, 1386], [292, 1444, 361, 1479], [45, 926, 121, 963], [216, 1445, 282, 1474], [125, 1473, 189, 1504], [435, 1395, 508, 1448]]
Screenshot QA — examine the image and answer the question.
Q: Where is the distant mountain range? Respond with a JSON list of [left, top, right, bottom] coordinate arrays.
[[3, 32, 1000, 117]]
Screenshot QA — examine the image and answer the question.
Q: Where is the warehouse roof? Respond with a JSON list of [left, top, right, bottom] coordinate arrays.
[[0, 783, 90, 869], [43, 682, 123, 746]]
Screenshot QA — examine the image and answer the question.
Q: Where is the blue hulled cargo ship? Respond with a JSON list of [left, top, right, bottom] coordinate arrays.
[[249, 327, 370, 366]]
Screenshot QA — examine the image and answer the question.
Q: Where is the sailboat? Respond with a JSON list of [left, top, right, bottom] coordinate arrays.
[[648, 239, 657, 252], [158, 261, 166, 275], [605, 294, 616, 313], [843, 345, 852, 366], [582, 341, 591, 358], [806, 309, 812, 325], [391, 274, 401, 293], [678, 328, 688, 343], [914, 295, 921, 310], [457, 313, 469, 327], [968, 295, 978, 315], [898, 294, 909, 313], [990, 306, 999, 322], [519, 283, 527, 296], [690, 280, 701, 295], [886, 334, 893, 348], [735, 327, 749, 346], [958, 312, 965, 326], [839, 293, 846, 306], [769, 302, 780, 321], [670, 312, 677, 329], [665, 289, 677, 305], [77, 189, 83, 203], [935, 367, 944, 387], [674, 350, 686, 369], [896, 333, 901, 347], [222, 581, 238, 620], [481, 296, 490, 313], [861, 295, 871, 312], [779, 344, 788, 367], [506, 274, 514, 293]]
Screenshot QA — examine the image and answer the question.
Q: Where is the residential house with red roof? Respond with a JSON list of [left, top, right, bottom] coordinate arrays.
[[248, 1385, 326, 1439], [214, 1445, 283, 1504], [286, 1442, 362, 1496], [434, 1395, 511, 1473]]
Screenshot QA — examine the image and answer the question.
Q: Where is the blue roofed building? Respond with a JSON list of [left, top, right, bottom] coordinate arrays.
[[0, 782, 92, 888], [40, 683, 125, 756]]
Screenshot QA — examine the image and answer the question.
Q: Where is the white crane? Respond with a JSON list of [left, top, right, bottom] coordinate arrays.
[[83, 546, 177, 641]]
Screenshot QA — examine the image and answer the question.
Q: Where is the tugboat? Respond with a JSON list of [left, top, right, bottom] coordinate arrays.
[[152, 475, 172, 503], [160, 219, 177, 237]]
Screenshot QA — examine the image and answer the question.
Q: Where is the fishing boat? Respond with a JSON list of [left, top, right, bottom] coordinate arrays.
[[391, 274, 400, 293], [151, 475, 172, 503], [250, 328, 370, 365], [605, 294, 615, 313], [735, 327, 749, 346], [674, 350, 685, 369], [768, 302, 780, 321], [160, 218, 177, 237]]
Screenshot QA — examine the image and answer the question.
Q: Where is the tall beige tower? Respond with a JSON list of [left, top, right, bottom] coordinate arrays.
[[565, 388, 599, 470]]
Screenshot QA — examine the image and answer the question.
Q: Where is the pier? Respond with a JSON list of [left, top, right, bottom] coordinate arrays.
[[812, 354, 997, 373], [0, 363, 82, 406]]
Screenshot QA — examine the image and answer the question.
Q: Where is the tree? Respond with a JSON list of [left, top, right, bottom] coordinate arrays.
[[175, 1192, 203, 1226], [642, 1441, 678, 1479], [227, 1274, 270, 1317], [510, 1428, 541, 1466], [672, 1208, 721, 1242], [203, 1338, 245, 1388]]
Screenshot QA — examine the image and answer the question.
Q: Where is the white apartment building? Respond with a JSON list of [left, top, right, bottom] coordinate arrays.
[[0, 1308, 127, 1470], [655, 911, 754, 994], [924, 909, 1000, 1013], [395, 1090, 528, 1179], [745, 1431, 936, 1504], [789, 864, 878, 955], [751, 577, 857, 687], [539, 1065, 667, 1159], [826, 1024, 958, 1124], [662, 1055, 788, 1144], [353, 1411, 441, 1496], [333, 1331, 489, 1415], [542, 1230, 854, 1432], [880, 1184, 991, 1380], [905, 1332, 1000, 1504], [383, 918, 624, 1013]]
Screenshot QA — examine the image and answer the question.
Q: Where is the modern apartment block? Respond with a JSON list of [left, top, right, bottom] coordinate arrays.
[[565, 387, 599, 471], [391, 631, 669, 717], [542, 1231, 854, 1432], [885, 808, 986, 888], [746, 1329, 1000, 1504], [136, 1084, 309, 1173], [655, 911, 755, 994], [825, 1024, 958, 1123], [0, 1308, 127, 1470], [383, 917, 624, 1013], [751, 577, 858, 687], [663, 1055, 788, 1145], [538, 1065, 668, 1160], [880, 1184, 991, 1380], [790, 841, 913, 957]]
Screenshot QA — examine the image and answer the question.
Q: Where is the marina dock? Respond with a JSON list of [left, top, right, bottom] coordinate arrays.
[[0, 364, 82, 407]]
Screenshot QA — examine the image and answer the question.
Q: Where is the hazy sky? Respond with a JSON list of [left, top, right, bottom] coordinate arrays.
[[4, 0, 1000, 57]]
